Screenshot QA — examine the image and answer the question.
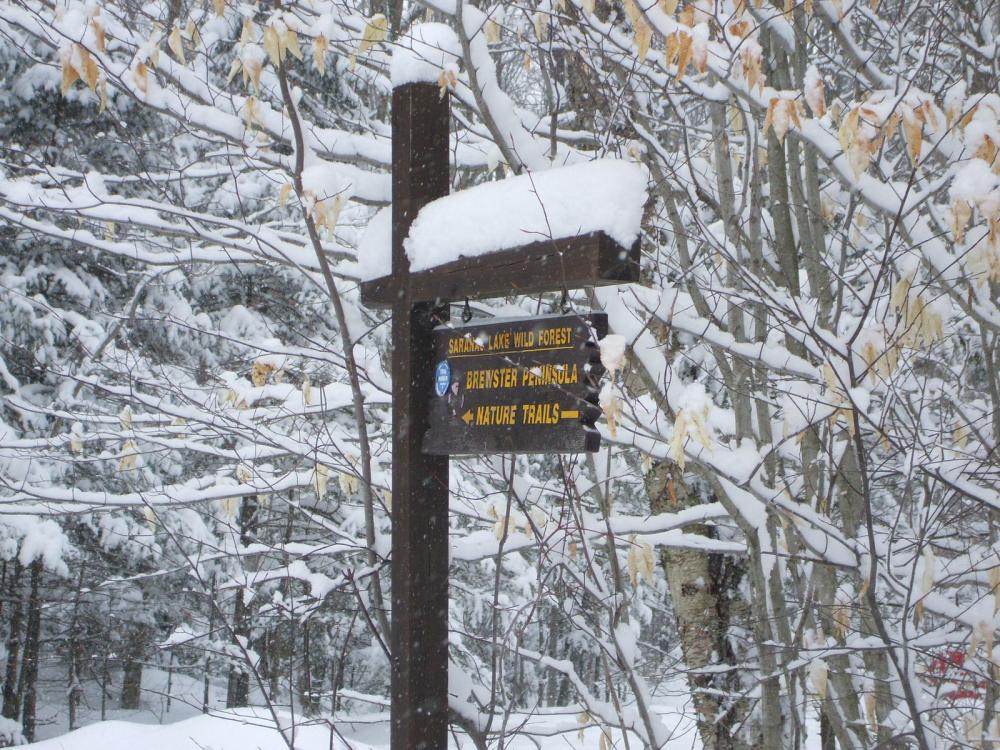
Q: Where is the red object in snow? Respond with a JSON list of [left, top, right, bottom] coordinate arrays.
[[925, 650, 987, 701]]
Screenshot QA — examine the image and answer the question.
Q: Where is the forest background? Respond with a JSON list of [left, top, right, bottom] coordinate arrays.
[[1, 0, 1000, 748]]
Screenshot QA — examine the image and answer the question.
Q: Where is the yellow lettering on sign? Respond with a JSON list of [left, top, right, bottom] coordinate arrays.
[[488, 331, 511, 350], [474, 404, 517, 426], [520, 402, 561, 425], [448, 336, 485, 355], [537, 326, 571, 347], [521, 363, 578, 387], [446, 325, 578, 358], [465, 367, 518, 390]]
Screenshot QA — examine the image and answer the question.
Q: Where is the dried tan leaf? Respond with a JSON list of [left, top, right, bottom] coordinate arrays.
[[789, 100, 804, 130], [263, 25, 282, 65], [763, 97, 777, 139], [665, 31, 680, 66], [134, 61, 149, 95], [805, 75, 825, 118], [338, 471, 359, 496], [728, 20, 750, 39], [838, 106, 859, 152], [250, 361, 274, 386], [118, 439, 139, 471], [185, 20, 201, 48], [437, 66, 457, 98], [809, 659, 828, 700], [358, 14, 388, 56], [990, 566, 1000, 614], [313, 463, 329, 498], [226, 57, 242, 84], [675, 30, 692, 81], [533, 11, 546, 40], [284, 29, 303, 61], [952, 199, 972, 243], [91, 18, 107, 53], [61, 53, 79, 95], [975, 134, 999, 166], [902, 109, 922, 165], [243, 95, 259, 130], [313, 34, 328, 73], [240, 18, 255, 46], [80, 48, 100, 91], [485, 18, 501, 44], [635, 20, 652, 62], [168, 25, 185, 64]]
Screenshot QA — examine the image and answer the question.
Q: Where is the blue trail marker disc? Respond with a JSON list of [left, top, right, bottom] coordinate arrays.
[[434, 361, 451, 397]]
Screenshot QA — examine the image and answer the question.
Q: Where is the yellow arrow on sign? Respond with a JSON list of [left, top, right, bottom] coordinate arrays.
[[561, 409, 579, 420], [462, 410, 474, 425]]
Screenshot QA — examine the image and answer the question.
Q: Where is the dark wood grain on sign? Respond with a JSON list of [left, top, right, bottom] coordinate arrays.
[[423, 313, 608, 455]]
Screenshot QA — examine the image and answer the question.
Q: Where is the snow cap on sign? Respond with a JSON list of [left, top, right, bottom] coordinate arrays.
[[403, 158, 648, 273], [357, 206, 391, 280], [390, 22, 461, 87]]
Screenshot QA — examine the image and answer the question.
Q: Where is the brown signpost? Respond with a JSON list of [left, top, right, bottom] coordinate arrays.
[[424, 314, 607, 455], [360, 81, 640, 750]]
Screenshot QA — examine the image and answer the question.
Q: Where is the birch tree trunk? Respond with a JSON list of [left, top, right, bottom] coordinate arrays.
[[646, 460, 750, 750]]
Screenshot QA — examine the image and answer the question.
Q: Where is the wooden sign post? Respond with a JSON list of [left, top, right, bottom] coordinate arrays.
[[386, 82, 450, 750], [361, 82, 640, 749]]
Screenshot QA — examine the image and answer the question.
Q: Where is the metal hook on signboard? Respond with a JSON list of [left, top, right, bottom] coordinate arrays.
[[461, 297, 473, 323], [559, 288, 572, 314]]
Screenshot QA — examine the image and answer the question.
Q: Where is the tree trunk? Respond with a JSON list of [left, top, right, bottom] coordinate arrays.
[[299, 621, 320, 716], [1, 562, 24, 722], [20, 560, 43, 743], [165, 650, 174, 713], [226, 497, 256, 708], [67, 562, 86, 731], [120, 656, 143, 709], [225, 586, 250, 708], [203, 575, 217, 714], [646, 461, 750, 750], [101, 647, 109, 721]]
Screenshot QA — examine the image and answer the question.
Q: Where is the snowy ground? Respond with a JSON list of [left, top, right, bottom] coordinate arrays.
[[24, 658, 706, 749], [29, 709, 705, 750]]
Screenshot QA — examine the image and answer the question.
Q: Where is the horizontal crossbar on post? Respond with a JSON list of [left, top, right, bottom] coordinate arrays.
[[359, 231, 640, 308]]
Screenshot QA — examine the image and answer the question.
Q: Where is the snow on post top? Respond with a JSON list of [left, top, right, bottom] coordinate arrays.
[[398, 158, 647, 275], [358, 205, 391, 280], [390, 23, 461, 87]]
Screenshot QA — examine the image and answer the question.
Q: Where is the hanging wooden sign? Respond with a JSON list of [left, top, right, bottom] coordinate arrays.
[[423, 313, 608, 455]]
